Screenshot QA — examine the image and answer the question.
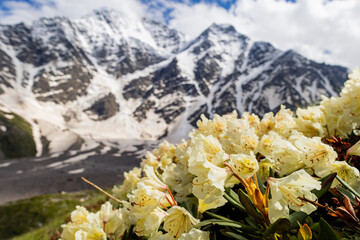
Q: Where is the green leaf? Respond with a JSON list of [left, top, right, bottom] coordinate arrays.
[[289, 211, 308, 229], [312, 172, 337, 198], [255, 175, 266, 195], [336, 175, 360, 199], [225, 231, 253, 240], [318, 218, 338, 240], [337, 186, 357, 205], [226, 187, 241, 202], [224, 191, 247, 213], [269, 167, 275, 178], [195, 219, 259, 233], [238, 189, 266, 224], [205, 211, 233, 221], [245, 216, 259, 228], [264, 218, 290, 237], [121, 225, 135, 240]]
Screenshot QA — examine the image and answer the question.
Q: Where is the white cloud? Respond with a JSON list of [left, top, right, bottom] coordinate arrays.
[[166, 0, 360, 69], [0, 0, 359, 69], [0, 0, 146, 24]]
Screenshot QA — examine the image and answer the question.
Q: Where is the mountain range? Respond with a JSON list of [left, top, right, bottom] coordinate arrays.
[[0, 7, 348, 158]]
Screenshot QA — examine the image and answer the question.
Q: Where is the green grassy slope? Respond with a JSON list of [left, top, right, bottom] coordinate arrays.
[[0, 191, 107, 240]]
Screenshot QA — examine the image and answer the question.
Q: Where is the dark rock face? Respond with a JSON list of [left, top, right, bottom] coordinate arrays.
[[32, 65, 93, 103], [85, 93, 119, 120], [195, 55, 221, 96], [240, 50, 348, 116], [134, 100, 155, 122], [124, 59, 193, 123], [103, 40, 165, 78], [0, 49, 15, 93]]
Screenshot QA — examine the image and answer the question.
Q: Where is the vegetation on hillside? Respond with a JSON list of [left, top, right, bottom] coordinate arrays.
[[0, 190, 107, 240], [0, 110, 36, 159]]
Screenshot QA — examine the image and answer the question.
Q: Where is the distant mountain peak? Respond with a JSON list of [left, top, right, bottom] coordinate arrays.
[[0, 7, 348, 156]]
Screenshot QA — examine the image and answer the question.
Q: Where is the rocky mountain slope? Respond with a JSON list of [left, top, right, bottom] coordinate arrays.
[[0, 7, 348, 158]]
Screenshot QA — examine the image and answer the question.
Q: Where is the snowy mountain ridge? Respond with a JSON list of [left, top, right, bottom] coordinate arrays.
[[0, 7, 348, 157]]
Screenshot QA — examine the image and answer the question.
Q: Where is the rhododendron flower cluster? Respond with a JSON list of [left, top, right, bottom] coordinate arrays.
[[61, 69, 360, 240]]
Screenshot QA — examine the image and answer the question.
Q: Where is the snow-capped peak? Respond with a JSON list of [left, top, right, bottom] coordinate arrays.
[[0, 7, 348, 157]]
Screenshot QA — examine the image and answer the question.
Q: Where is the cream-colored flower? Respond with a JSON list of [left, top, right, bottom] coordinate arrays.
[[186, 134, 230, 206], [188, 134, 228, 168], [196, 112, 238, 138], [141, 152, 160, 169], [292, 134, 337, 177], [258, 131, 303, 176], [137, 165, 176, 208], [191, 152, 229, 204], [257, 131, 286, 157], [112, 167, 141, 200], [330, 161, 360, 189], [178, 228, 210, 240], [273, 105, 297, 137], [61, 207, 106, 240], [197, 196, 227, 214], [342, 68, 360, 101], [268, 169, 321, 223], [320, 70, 360, 138], [163, 206, 199, 239], [73, 223, 106, 240], [162, 161, 193, 202], [140, 164, 168, 191], [228, 152, 259, 179], [148, 231, 172, 240], [221, 127, 259, 154], [153, 141, 177, 169], [241, 112, 261, 129], [61, 223, 79, 240], [98, 202, 126, 236], [258, 112, 276, 137], [70, 206, 91, 225], [135, 208, 168, 236], [347, 140, 360, 157], [321, 96, 353, 137], [296, 106, 326, 137], [127, 185, 161, 220]]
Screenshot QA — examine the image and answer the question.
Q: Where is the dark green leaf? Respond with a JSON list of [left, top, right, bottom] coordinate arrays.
[[226, 187, 240, 202], [210, 230, 217, 240], [245, 216, 259, 228], [336, 175, 360, 199], [255, 175, 266, 195], [269, 167, 275, 178], [337, 186, 357, 205], [206, 211, 233, 221], [224, 191, 246, 213], [195, 219, 259, 233], [121, 225, 135, 240], [238, 189, 266, 224], [318, 218, 338, 240], [289, 211, 308, 229], [264, 218, 290, 237], [312, 172, 337, 198], [225, 231, 253, 240]]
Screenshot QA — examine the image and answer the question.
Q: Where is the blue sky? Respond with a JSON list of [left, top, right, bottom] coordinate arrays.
[[0, 0, 359, 69], [0, 0, 38, 10], [0, 0, 296, 15], [0, 0, 239, 11]]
